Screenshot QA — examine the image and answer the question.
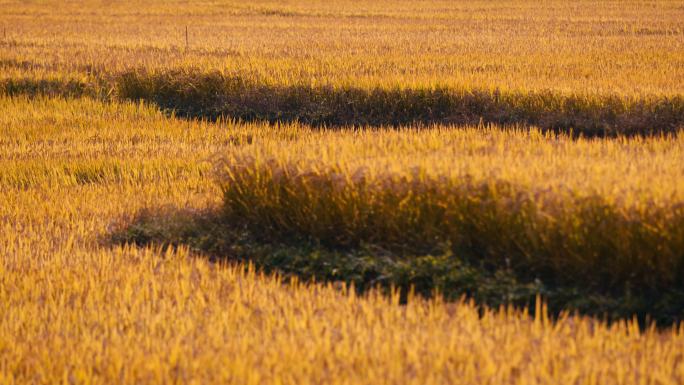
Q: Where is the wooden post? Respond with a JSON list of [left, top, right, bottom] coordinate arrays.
[[185, 26, 189, 51]]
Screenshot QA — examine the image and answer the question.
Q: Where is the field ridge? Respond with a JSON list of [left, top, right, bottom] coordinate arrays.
[[2, 69, 684, 136]]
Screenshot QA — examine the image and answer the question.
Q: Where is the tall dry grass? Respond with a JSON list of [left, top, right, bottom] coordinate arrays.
[[3, 0, 683, 94], [2, 0, 684, 382], [216, 127, 684, 320], [2, 0, 683, 133], [2, 96, 684, 384]]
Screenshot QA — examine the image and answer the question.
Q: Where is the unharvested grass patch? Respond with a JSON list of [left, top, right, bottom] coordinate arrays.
[[210, 127, 684, 324], [117, 69, 684, 136]]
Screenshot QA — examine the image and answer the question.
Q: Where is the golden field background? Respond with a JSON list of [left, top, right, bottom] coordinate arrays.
[[2, 0, 684, 94], [2, 0, 684, 384], [3, 0, 684, 134], [2, 97, 684, 385]]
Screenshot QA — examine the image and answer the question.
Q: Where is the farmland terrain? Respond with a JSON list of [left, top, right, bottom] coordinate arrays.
[[2, 1, 684, 384]]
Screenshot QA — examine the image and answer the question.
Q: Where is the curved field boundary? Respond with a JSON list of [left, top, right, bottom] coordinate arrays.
[[2, 69, 683, 136], [212, 161, 684, 325], [118, 69, 684, 137]]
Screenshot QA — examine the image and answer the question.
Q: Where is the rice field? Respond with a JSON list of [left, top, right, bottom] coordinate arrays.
[[2, 96, 684, 385], [3, 0, 684, 94], [216, 127, 684, 314], [2, 1, 684, 384], [2, 0, 684, 133]]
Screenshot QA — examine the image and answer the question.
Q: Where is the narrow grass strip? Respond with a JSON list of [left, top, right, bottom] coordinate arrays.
[[118, 69, 684, 136]]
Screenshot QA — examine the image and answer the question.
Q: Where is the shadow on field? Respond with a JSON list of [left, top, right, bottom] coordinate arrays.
[[116, 69, 684, 137], [0, 76, 111, 99], [109, 205, 684, 327], [3, 66, 683, 137]]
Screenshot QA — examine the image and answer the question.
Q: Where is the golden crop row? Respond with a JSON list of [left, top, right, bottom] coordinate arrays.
[[2, 96, 684, 384]]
